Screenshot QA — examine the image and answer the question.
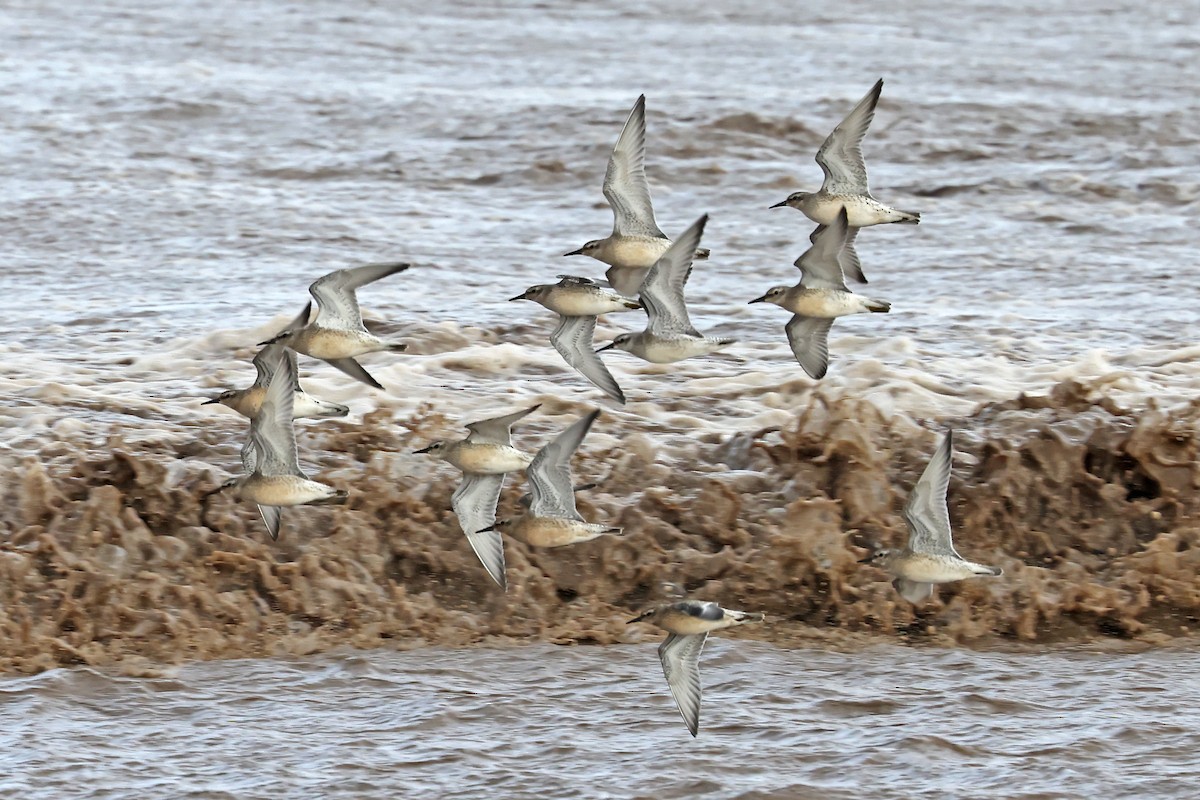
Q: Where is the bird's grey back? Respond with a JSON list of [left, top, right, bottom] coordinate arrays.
[[674, 599, 726, 621]]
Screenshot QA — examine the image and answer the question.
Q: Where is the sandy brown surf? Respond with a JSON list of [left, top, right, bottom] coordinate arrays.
[[2, 376, 1197, 676]]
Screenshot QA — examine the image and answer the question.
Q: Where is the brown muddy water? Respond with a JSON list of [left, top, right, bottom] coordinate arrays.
[[2, 0, 1200, 795]]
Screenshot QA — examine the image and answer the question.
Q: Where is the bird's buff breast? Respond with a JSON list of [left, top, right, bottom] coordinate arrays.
[[239, 476, 336, 507], [602, 237, 669, 269], [295, 328, 379, 360], [893, 554, 978, 584], [509, 517, 598, 548], [450, 444, 531, 475], [229, 387, 266, 418]]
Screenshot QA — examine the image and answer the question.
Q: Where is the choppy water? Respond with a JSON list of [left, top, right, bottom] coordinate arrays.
[[4, 642, 1199, 799], [4, 0, 1200, 449], [3, 0, 1200, 796]]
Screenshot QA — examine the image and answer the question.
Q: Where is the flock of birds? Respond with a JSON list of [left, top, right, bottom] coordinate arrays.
[[202, 79, 1003, 737]]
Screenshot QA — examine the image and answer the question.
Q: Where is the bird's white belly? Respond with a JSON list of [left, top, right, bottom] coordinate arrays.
[[811, 195, 897, 227], [895, 555, 977, 584], [785, 290, 866, 318], [546, 292, 629, 317], [292, 392, 340, 419], [658, 612, 727, 636], [637, 336, 726, 363]]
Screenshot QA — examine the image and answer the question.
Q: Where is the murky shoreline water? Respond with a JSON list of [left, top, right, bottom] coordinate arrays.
[[5, 641, 1199, 799]]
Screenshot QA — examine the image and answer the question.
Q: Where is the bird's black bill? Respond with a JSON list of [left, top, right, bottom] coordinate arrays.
[[562, 248, 585, 257], [200, 397, 221, 405], [508, 293, 527, 301], [413, 445, 435, 454], [769, 199, 788, 209], [475, 525, 497, 534], [748, 295, 768, 304], [595, 342, 616, 353]]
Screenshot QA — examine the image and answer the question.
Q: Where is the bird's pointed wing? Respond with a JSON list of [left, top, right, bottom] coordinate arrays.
[[903, 431, 958, 555], [251, 344, 279, 388], [465, 404, 541, 446], [249, 345, 302, 477], [784, 316, 834, 380], [603, 265, 649, 298], [527, 410, 600, 520], [258, 505, 282, 541], [519, 482, 595, 509], [240, 437, 260, 476], [278, 301, 313, 338], [839, 226, 865, 284], [451, 473, 507, 590], [603, 95, 665, 239], [308, 262, 409, 331], [658, 632, 707, 737], [795, 209, 850, 291], [325, 357, 383, 389], [550, 316, 625, 404], [815, 79, 882, 196], [806, 223, 866, 284], [641, 215, 707, 337]]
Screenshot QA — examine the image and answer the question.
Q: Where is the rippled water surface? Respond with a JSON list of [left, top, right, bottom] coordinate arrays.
[[3, 0, 1199, 442], [5, 642, 1199, 799]]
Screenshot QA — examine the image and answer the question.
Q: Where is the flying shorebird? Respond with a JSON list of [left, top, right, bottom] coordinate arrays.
[[771, 79, 920, 236], [859, 430, 1004, 603], [202, 343, 349, 420], [564, 95, 709, 297], [478, 409, 621, 547], [414, 404, 540, 590], [748, 207, 891, 380], [260, 262, 410, 390], [510, 275, 638, 404], [220, 343, 348, 540], [627, 600, 765, 737], [597, 214, 735, 364], [511, 275, 642, 318]]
